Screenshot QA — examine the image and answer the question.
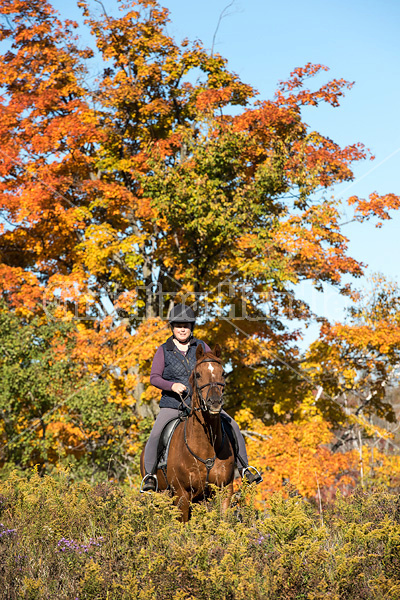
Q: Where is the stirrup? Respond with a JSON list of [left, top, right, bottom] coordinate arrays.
[[242, 466, 263, 485], [140, 474, 158, 493]]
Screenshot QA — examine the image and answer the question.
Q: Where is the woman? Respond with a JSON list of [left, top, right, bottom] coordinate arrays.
[[140, 303, 262, 492]]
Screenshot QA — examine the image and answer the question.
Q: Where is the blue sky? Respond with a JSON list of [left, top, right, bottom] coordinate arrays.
[[51, 0, 400, 331], [161, 0, 400, 279]]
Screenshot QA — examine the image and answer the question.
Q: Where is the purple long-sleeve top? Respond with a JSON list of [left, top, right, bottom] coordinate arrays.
[[150, 341, 211, 391]]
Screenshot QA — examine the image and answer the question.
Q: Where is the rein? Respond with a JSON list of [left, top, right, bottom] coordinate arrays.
[[178, 389, 193, 414]]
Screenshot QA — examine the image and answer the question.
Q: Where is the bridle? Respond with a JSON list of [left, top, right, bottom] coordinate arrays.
[[193, 358, 225, 413]]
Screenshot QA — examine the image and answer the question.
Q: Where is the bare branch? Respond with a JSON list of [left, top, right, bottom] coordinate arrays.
[[241, 429, 272, 441], [211, 1, 236, 57]]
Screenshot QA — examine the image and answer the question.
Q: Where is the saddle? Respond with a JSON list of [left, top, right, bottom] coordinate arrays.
[[156, 418, 181, 469], [156, 414, 239, 471]]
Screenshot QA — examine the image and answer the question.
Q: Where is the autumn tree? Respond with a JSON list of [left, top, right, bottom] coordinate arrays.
[[302, 275, 400, 455], [1, 0, 400, 476], [235, 408, 358, 503], [0, 301, 132, 480]]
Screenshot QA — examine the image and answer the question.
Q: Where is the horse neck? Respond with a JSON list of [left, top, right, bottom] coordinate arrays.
[[188, 392, 222, 450]]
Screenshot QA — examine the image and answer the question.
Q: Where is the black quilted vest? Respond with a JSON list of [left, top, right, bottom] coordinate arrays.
[[159, 336, 206, 409]]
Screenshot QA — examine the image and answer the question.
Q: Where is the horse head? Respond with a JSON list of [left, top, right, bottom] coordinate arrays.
[[191, 344, 225, 415]]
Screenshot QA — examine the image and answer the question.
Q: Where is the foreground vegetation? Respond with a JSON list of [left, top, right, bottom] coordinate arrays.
[[1, 472, 400, 599]]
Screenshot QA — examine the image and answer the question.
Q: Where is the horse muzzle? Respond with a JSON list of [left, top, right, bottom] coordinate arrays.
[[207, 394, 224, 415]]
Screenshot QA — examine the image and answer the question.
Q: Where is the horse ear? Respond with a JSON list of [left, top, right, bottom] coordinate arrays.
[[213, 344, 221, 358], [196, 343, 205, 360]]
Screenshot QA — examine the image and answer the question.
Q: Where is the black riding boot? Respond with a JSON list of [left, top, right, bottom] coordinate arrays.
[[140, 473, 158, 493], [242, 466, 263, 485]]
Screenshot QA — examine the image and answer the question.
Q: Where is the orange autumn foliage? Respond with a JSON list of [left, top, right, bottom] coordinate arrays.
[[235, 409, 358, 502], [304, 275, 400, 426]]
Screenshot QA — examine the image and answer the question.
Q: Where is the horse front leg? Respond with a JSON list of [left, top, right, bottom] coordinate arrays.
[[175, 490, 191, 523], [221, 481, 234, 514]]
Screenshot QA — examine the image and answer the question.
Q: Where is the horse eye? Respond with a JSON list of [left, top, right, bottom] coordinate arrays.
[[196, 372, 201, 378], [222, 371, 226, 378]]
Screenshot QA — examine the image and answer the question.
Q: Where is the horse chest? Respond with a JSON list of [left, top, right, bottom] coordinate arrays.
[[184, 456, 234, 491]]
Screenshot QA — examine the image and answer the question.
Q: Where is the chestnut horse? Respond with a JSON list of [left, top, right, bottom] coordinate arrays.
[[140, 343, 235, 522]]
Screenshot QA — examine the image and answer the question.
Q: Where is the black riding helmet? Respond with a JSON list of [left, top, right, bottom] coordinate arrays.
[[169, 304, 196, 341]]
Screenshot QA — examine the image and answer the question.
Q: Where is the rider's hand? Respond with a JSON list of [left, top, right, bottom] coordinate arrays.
[[171, 383, 187, 396]]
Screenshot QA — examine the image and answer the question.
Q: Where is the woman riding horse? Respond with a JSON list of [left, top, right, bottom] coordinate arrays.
[[140, 303, 262, 492]]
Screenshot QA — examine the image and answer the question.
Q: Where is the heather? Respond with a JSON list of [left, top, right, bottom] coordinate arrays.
[[1, 472, 400, 599]]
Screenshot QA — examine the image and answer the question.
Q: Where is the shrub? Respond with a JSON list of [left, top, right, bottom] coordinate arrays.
[[1, 472, 400, 599]]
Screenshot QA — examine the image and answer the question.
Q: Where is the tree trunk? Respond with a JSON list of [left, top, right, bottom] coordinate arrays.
[[130, 364, 159, 419]]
